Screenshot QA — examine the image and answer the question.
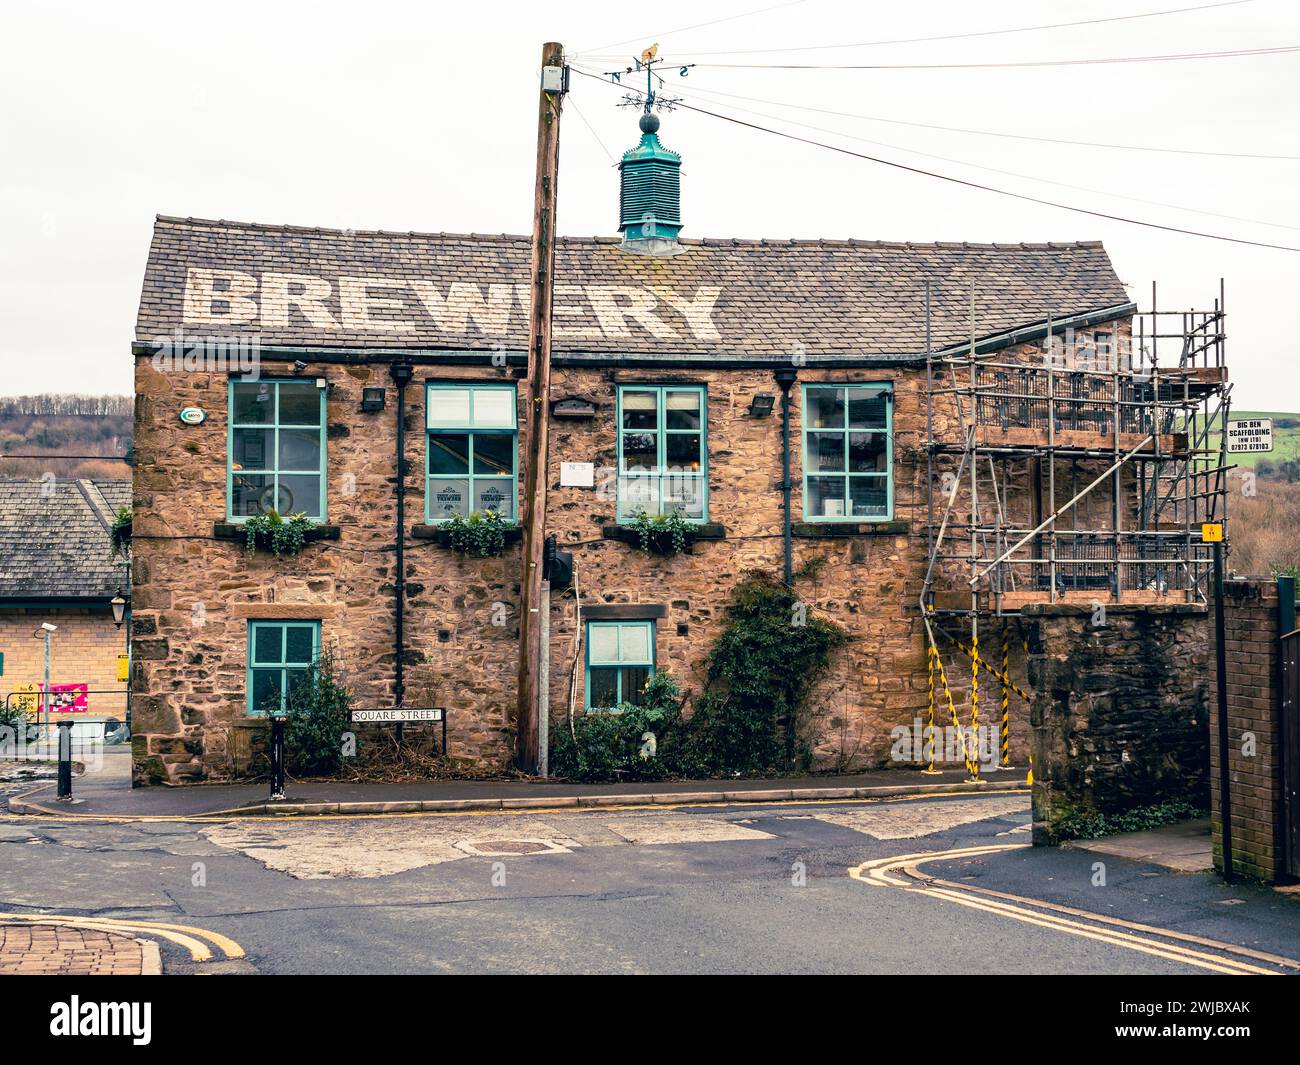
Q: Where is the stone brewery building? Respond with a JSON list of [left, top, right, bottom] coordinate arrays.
[[128, 114, 1230, 789]]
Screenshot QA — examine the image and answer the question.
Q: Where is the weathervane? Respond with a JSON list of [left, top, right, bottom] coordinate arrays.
[[603, 44, 692, 114]]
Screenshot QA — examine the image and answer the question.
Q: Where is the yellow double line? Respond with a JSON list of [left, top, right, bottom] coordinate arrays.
[[850, 844, 1300, 976], [0, 912, 244, 964]]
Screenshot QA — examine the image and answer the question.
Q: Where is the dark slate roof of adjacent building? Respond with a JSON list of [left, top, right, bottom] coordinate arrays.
[[0, 480, 131, 602], [135, 215, 1133, 362]]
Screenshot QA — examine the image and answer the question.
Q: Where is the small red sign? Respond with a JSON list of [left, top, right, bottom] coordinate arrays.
[[42, 683, 89, 713]]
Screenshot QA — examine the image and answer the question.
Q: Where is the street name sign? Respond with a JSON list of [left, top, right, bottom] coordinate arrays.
[[350, 707, 445, 723]]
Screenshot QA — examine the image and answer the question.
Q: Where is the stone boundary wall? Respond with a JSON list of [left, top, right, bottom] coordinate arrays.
[[1026, 603, 1210, 843]]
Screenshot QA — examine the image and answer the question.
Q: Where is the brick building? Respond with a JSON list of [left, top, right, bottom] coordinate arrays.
[[128, 119, 1229, 786], [0, 479, 130, 737]]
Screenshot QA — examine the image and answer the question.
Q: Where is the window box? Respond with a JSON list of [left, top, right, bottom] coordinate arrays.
[[792, 520, 909, 538], [601, 522, 726, 554], [412, 520, 524, 552], [213, 521, 340, 549]]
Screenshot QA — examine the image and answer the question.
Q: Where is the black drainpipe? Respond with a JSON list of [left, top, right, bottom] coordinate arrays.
[[390, 362, 414, 715], [774, 367, 798, 586]]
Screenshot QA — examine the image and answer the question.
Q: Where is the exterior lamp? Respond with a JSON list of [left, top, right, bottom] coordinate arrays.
[[748, 393, 775, 417], [111, 591, 126, 628]]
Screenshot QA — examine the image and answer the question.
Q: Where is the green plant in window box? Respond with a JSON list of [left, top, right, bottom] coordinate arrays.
[[441, 510, 517, 557], [629, 508, 691, 555], [242, 509, 317, 557], [109, 506, 132, 559]]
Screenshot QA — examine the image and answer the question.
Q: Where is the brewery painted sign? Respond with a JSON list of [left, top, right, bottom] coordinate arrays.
[[180, 268, 723, 342]]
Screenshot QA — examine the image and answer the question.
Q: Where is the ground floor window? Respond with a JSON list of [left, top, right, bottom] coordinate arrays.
[[585, 620, 655, 710], [247, 620, 320, 715]]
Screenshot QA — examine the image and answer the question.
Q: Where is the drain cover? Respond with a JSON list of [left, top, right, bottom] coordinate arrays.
[[454, 838, 571, 857]]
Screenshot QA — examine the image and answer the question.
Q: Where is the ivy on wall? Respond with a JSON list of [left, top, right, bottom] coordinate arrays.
[[551, 570, 850, 781]]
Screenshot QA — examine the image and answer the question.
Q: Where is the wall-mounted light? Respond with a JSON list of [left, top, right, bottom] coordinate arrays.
[[110, 591, 127, 628], [361, 387, 386, 412], [748, 393, 776, 417]]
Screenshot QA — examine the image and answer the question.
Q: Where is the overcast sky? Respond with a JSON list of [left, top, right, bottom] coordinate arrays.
[[2, 0, 1296, 409]]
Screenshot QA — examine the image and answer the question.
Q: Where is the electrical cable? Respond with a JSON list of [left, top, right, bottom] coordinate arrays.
[[665, 79, 1300, 162], [687, 43, 1300, 70], [570, 66, 1300, 252], [664, 78, 1300, 231], [577, 0, 808, 57], [627, 0, 1260, 57]]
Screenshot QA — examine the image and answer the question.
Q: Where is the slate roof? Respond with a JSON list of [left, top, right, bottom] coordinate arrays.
[[136, 216, 1133, 361], [0, 480, 131, 602]]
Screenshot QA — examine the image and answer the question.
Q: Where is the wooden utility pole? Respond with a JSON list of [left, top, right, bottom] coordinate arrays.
[[516, 42, 565, 771]]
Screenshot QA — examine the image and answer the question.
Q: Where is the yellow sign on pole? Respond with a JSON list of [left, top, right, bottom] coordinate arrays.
[[116, 654, 130, 682], [1201, 523, 1224, 543]]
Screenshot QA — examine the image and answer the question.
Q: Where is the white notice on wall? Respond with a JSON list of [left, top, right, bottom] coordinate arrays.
[[560, 462, 595, 487]]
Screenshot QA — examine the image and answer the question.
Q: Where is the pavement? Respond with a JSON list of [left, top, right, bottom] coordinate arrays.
[[5, 747, 1029, 818], [0, 923, 161, 975], [1065, 818, 1214, 873]]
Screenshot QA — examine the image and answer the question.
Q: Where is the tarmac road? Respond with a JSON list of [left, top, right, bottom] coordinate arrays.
[[3, 790, 1298, 974]]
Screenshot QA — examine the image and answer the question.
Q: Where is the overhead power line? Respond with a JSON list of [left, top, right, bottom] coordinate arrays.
[[688, 43, 1300, 70], [672, 81, 1300, 161], [570, 67, 1300, 253], [627, 0, 1259, 57], [665, 80, 1300, 232], [577, 0, 808, 57]]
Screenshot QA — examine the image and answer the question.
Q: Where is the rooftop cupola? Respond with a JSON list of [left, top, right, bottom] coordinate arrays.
[[618, 111, 685, 257]]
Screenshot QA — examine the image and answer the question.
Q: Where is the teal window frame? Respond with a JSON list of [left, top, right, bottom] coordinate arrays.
[[246, 620, 320, 716], [801, 383, 893, 522], [615, 385, 708, 522], [227, 379, 327, 521], [584, 620, 655, 711], [425, 383, 519, 523]]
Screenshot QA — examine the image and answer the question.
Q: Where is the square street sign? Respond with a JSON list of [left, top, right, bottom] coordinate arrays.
[[1227, 419, 1273, 454], [350, 707, 445, 723]]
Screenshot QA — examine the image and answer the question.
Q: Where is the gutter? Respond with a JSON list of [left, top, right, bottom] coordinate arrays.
[[127, 303, 1136, 369]]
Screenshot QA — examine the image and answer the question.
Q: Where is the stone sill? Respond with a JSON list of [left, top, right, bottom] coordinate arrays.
[[792, 520, 909, 538], [601, 523, 727, 554], [412, 524, 524, 548], [213, 521, 340, 545]]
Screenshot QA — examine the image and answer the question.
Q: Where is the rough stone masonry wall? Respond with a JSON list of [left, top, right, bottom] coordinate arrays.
[[136, 326, 1158, 782], [1026, 604, 1210, 842], [131, 359, 524, 783], [1209, 578, 1292, 882]]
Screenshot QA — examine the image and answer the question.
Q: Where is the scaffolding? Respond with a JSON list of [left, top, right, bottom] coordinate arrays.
[[916, 282, 1230, 780], [922, 280, 1231, 619]]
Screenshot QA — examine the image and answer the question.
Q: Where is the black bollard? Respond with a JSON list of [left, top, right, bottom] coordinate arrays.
[[56, 720, 74, 800], [269, 714, 286, 800]]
